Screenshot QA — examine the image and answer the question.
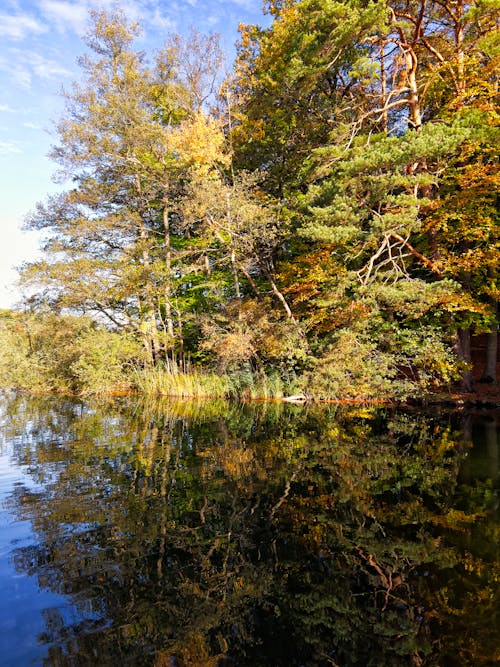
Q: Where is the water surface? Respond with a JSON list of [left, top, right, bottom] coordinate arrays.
[[0, 394, 498, 666]]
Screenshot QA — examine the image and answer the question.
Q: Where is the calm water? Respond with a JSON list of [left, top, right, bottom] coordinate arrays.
[[0, 394, 498, 666]]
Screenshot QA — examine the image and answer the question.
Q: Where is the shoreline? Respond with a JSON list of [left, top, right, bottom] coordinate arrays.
[[2, 385, 499, 410]]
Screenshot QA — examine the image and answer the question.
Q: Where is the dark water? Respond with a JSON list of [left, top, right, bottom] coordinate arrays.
[[0, 394, 498, 667]]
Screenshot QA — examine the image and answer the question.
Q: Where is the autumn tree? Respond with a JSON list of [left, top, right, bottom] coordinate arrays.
[[233, 0, 499, 394], [232, 0, 388, 196], [14, 1, 498, 398], [179, 169, 311, 373], [21, 10, 230, 365]]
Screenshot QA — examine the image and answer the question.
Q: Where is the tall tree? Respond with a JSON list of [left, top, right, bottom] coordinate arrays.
[[22, 9, 165, 360], [21, 10, 227, 364], [232, 0, 388, 196], [233, 0, 499, 392]]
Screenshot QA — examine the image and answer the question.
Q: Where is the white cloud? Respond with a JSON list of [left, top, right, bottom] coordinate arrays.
[[36, 0, 179, 38], [0, 12, 48, 40], [145, 7, 176, 33], [227, 0, 255, 10], [38, 0, 89, 35], [23, 51, 73, 80], [0, 140, 23, 155], [0, 104, 16, 113], [12, 49, 72, 80], [0, 56, 32, 88], [0, 49, 73, 90], [23, 121, 43, 129]]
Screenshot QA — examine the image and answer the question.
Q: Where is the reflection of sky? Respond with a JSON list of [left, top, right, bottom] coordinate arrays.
[[0, 1, 270, 309], [0, 447, 79, 665]]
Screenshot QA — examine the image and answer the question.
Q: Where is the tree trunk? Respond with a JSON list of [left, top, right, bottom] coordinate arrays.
[[163, 198, 175, 343], [175, 298, 184, 361], [405, 50, 422, 130], [456, 328, 474, 392], [380, 41, 388, 134], [238, 264, 261, 298], [135, 175, 160, 363], [231, 249, 241, 300], [140, 244, 160, 364], [262, 263, 296, 322], [480, 300, 498, 383]]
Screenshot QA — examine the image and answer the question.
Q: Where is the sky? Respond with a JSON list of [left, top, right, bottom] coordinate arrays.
[[0, 0, 268, 309]]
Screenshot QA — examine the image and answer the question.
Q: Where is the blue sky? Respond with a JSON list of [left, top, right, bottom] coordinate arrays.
[[0, 0, 268, 308]]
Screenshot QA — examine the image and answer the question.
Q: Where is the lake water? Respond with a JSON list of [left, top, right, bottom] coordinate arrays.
[[0, 394, 498, 666]]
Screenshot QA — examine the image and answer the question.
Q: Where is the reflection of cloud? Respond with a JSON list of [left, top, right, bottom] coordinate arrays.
[[0, 141, 23, 155], [0, 12, 48, 41]]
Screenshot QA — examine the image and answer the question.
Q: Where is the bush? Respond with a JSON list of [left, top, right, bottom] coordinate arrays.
[[0, 311, 145, 394], [70, 328, 146, 394]]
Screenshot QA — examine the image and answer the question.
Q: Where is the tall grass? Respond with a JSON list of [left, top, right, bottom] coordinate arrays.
[[133, 359, 231, 398], [228, 367, 288, 400], [132, 361, 296, 400]]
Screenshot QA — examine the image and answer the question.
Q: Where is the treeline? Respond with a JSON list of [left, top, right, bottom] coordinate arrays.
[[3, 0, 499, 398]]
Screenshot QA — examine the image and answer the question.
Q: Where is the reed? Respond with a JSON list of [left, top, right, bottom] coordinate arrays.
[[238, 372, 285, 400], [132, 361, 298, 401], [133, 360, 231, 398]]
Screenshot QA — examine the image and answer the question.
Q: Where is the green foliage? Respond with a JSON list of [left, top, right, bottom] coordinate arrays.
[[69, 328, 145, 394], [9, 1, 499, 398], [0, 311, 144, 394], [233, 0, 388, 193], [301, 331, 403, 401], [0, 312, 46, 391]]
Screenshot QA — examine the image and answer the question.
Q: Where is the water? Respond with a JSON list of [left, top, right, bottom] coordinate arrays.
[[0, 394, 498, 666]]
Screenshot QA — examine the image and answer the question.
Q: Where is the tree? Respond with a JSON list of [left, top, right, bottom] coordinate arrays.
[[232, 0, 499, 394], [14, 1, 498, 398], [232, 0, 388, 196], [21, 10, 227, 364], [22, 9, 165, 360]]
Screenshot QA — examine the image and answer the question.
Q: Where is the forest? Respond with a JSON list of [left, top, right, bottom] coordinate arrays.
[[0, 0, 498, 400]]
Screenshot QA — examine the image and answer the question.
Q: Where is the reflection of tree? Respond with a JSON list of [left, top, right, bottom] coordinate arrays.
[[2, 396, 499, 666]]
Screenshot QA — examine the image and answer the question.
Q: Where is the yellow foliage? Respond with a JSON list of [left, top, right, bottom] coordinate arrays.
[[167, 112, 230, 174], [430, 509, 486, 530], [155, 631, 225, 667]]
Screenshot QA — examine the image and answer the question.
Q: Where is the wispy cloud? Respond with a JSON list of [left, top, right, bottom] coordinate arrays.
[[206, 14, 221, 27], [0, 140, 23, 156], [38, 0, 89, 36], [144, 6, 176, 33], [0, 49, 73, 89], [0, 104, 16, 113], [227, 0, 256, 10], [22, 50, 73, 80], [23, 121, 43, 129], [0, 12, 48, 40], [36, 0, 179, 38], [0, 56, 32, 88]]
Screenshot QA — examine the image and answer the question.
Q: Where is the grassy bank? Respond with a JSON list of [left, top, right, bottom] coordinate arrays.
[[133, 362, 299, 401], [0, 311, 459, 403]]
